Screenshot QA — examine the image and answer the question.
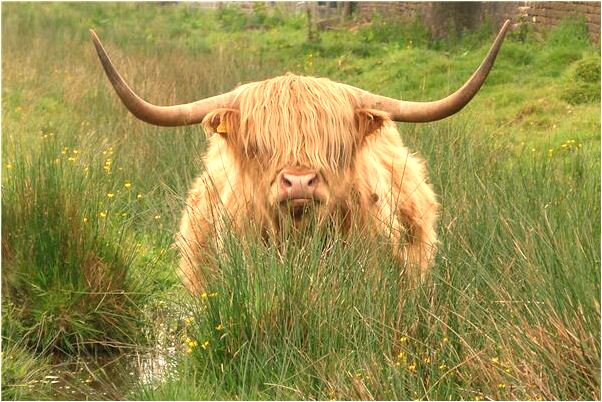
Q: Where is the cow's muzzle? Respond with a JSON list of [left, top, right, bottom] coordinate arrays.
[[277, 167, 324, 218]]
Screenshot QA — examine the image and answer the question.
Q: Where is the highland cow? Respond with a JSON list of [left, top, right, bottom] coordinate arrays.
[[90, 21, 509, 294]]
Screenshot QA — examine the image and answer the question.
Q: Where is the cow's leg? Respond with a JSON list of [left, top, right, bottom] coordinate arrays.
[[176, 205, 209, 295], [392, 155, 439, 280], [176, 173, 227, 296]]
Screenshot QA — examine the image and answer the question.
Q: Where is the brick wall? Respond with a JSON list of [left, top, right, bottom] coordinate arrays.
[[357, 1, 601, 41]]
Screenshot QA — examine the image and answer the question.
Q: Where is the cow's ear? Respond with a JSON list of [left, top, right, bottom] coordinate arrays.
[[355, 109, 389, 138], [203, 109, 239, 138]]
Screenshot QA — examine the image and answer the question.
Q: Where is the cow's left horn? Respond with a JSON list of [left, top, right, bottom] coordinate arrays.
[[355, 20, 510, 123], [89, 29, 236, 127]]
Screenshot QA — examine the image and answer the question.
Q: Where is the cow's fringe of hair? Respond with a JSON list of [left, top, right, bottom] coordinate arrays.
[[235, 74, 361, 175]]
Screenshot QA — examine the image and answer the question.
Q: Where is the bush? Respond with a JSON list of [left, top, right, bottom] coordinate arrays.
[[2, 137, 152, 354], [573, 56, 601, 83], [561, 82, 601, 105], [560, 56, 601, 105]]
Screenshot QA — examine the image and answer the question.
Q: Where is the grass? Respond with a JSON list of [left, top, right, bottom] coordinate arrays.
[[2, 3, 600, 400]]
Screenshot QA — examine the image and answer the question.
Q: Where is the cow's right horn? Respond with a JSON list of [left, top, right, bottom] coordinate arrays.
[[355, 20, 511, 123], [90, 30, 236, 127]]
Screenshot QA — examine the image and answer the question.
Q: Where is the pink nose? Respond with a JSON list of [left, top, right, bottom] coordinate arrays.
[[279, 169, 319, 199]]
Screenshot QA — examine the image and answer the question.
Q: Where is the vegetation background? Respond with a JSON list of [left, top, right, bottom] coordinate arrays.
[[2, 3, 600, 400]]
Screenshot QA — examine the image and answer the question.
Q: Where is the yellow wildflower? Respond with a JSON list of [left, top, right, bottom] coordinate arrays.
[[184, 316, 194, 326], [215, 323, 224, 331], [124, 181, 132, 189], [83, 217, 88, 223], [154, 215, 161, 220], [399, 336, 408, 343], [5, 163, 12, 170], [498, 383, 506, 389], [200, 292, 208, 299], [99, 211, 107, 218], [201, 340, 209, 349], [438, 363, 447, 370], [407, 361, 416, 372], [423, 356, 430, 364], [107, 193, 115, 199], [491, 357, 499, 364]]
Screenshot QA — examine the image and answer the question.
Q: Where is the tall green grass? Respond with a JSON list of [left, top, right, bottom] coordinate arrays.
[[138, 122, 599, 400], [2, 3, 600, 400]]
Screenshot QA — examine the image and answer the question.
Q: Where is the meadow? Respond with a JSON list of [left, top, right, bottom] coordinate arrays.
[[1, 3, 600, 400]]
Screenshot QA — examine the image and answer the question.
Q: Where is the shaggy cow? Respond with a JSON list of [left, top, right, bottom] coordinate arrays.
[[90, 21, 509, 294]]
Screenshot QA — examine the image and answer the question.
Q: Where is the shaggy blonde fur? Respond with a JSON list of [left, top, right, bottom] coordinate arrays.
[[176, 74, 438, 294]]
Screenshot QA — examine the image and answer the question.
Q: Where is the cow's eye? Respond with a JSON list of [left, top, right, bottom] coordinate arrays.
[[244, 143, 257, 157]]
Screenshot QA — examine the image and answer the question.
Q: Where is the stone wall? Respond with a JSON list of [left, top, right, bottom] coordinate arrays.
[[527, 1, 600, 40], [357, 1, 601, 41]]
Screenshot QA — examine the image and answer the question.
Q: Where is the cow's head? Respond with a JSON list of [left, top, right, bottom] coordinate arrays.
[[199, 76, 393, 222], [89, 21, 509, 223]]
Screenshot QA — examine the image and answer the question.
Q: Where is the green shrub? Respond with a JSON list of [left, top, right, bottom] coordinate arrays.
[[2, 137, 152, 354], [573, 56, 601, 83], [560, 56, 601, 105], [561, 82, 601, 105]]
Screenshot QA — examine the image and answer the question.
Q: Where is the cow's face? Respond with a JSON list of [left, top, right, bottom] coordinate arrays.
[[203, 76, 388, 224]]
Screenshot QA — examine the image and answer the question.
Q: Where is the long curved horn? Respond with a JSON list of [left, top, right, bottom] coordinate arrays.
[[89, 30, 235, 127], [354, 20, 511, 123]]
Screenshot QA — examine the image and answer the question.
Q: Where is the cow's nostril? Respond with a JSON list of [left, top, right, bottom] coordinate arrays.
[[281, 176, 293, 189], [307, 175, 318, 188]]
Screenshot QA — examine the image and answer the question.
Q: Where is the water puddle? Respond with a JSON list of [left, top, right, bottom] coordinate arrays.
[[45, 345, 178, 400], [41, 304, 183, 400]]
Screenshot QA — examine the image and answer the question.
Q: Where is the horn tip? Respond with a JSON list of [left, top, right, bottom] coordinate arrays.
[[89, 29, 100, 43]]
